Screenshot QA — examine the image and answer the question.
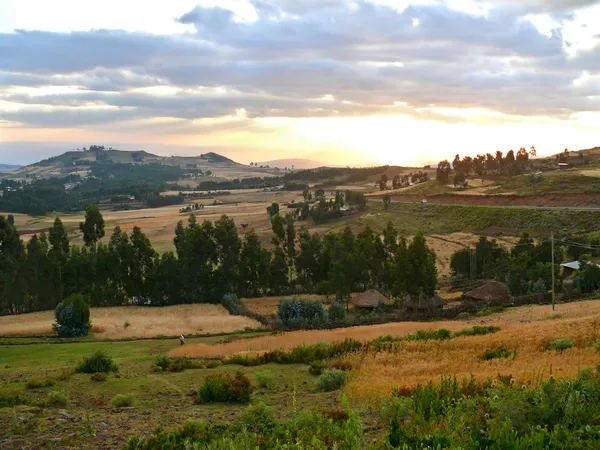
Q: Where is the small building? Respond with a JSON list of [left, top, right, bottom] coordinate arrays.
[[558, 163, 570, 169], [561, 260, 600, 277], [351, 289, 392, 309], [403, 293, 446, 313], [463, 281, 510, 309]]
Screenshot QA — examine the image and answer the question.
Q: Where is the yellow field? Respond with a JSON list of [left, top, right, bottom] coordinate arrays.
[[0, 305, 262, 339], [171, 300, 600, 405]]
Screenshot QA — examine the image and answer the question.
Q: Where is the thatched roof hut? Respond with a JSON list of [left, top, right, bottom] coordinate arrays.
[[463, 281, 510, 307], [351, 289, 392, 309], [404, 293, 446, 312]]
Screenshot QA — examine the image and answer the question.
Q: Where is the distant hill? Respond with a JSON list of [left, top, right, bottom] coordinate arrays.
[[3, 148, 243, 180], [0, 164, 21, 172]]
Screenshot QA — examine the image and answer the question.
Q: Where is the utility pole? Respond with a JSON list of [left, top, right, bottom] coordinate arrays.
[[551, 231, 555, 311]]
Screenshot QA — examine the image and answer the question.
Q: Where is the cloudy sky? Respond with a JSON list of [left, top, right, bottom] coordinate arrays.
[[0, 0, 599, 166]]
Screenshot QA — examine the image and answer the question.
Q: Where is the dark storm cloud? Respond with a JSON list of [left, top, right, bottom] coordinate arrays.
[[1, 0, 599, 131]]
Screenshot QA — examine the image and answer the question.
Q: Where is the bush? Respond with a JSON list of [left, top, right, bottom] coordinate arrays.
[[195, 371, 254, 403], [482, 346, 515, 360], [309, 360, 325, 376], [76, 351, 118, 374], [47, 391, 69, 408], [454, 326, 501, 337], [110, 394, 135, 408], [278, 297, 327, 329], [52, 293, 92, 337], [329, 301, 347, 325], [549, 338, 575, 351], [239, 402, 277, 433], [221, 293, 245, 315], [90, 372, 107, 382], [595, 340, 600, 354], [26, 377, 55, 389], [256, 370, 277, 389], [316, 369, 347, 392]]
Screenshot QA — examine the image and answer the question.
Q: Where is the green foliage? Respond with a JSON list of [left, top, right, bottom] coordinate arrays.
[[239, 402, 277, 433], [405, 328, 452, 341], [482, 346, 516, 360], [47, 391, 69, 408], [256, 370, 278, 389], [594, 339, 600, 354], [454, 326, 501, 337], [328, 300, 347, 325], [79, 204, 105, 247], [278, 296, 327, 329], [220, 293, 244, 315], [153, 356, 200, 372], [75, 351, 118, 374], [0, 394, 39, 408], [26, 377, 55, 389], [90, 372, 107, 382], [549, 338, 575, 351], [316, 369, 347, 392], [309, 360, 325, 376], [52, 293, 91, 337], [195, 371, 254, 403], [110, 393, 135, 408]]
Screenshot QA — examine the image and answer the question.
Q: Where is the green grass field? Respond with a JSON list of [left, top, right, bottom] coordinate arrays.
[[339, 202, 600, 237], [0, 336, 343, 449]]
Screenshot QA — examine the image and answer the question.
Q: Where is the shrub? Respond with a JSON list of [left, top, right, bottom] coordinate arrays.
[[123, 321, 130, 329], [195, 371, 254, 403], [110, 394, 135, 408], [316, 369, 347, 392], [221, 293, 245, 315], [26, 377, 55, 389], [76, 351, 118, 374], [47, 391, 68, 408], [549, 338, 575, 351], [256, 370, 277, 389], [278, 297, 327, 329], [52, 293, 92, 337], [406, 328, 452, 341], [206, 360, 222, 369], [309, 360, 325, 376], [90, 372, 107, 382], [329, 301, 347, 325], [595, 339, 600, 354], [454, 326, 500, 337], [482, 347, 515, 360], [239, 402, 277, 433]]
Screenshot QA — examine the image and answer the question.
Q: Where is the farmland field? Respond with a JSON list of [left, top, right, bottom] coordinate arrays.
[[0, 305, 262, 340], [3, 300, 600, 448]]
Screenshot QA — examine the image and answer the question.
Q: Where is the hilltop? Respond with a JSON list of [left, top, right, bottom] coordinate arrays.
[[2, 147, 242, 180]]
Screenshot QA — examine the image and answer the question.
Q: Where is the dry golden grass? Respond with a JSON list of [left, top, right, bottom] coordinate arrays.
[[345, 314, 600, 405], [170, 320, 465, 358], [0, 305, 261, 339]]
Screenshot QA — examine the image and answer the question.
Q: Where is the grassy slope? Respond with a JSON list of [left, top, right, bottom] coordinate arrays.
[[336, 202, 600, 236], [0, 336, 339, 449]]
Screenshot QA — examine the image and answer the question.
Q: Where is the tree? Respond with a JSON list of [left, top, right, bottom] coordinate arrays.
[[383, 194, 391, 210], [129, 226, 156, 299], [79, 204, 105, 248], [48, 217, 70, 303], [453, 172, 467, 188], [436, 160, 452, 184], [7, 214, 14, 226], [239, 230, 270, 297], [0, 215, 25, 314], [214, 215, 241, 296], [53, 293, 91, 337], [267, 202, 279, 217], [379, 175, 388, 191], [405, 233, 437, 297]]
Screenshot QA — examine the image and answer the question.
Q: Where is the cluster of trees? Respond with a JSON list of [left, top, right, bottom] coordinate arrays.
[[377, 172, 429, 191], [450, 233, 561, 297], [0, 206, 438, 315], [437, 147, 537, 184], [0, 162, 183, 215], [288, 190, 367, 224]]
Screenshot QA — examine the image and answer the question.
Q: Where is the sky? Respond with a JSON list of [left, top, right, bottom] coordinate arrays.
[[0, 0, 599, 167]]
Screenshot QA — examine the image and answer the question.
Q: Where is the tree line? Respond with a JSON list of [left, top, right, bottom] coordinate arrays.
[[437, 147, 537, 185], [0, 206, 437, 315], [451, 232, 600, 298]]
